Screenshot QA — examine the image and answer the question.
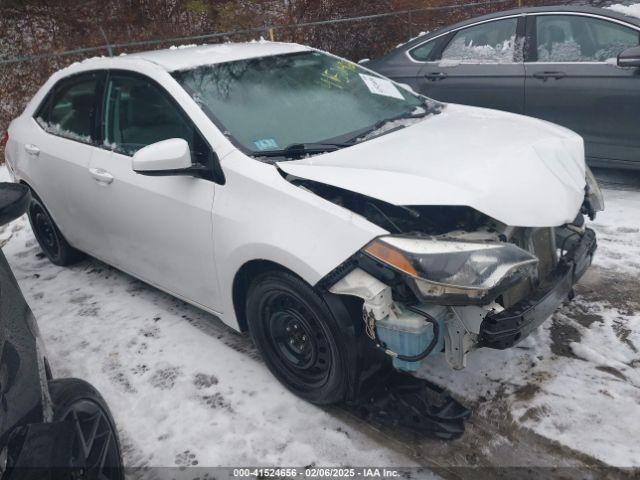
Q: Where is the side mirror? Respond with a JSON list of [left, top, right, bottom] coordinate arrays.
[[132, 138, 207, 177], [618, 46, 640, 68], [0, 183, 31, 226]]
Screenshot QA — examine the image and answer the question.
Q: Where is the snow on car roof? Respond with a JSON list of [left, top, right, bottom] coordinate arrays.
[[59, 41, 312, 77], [126, 41, 311, 71]]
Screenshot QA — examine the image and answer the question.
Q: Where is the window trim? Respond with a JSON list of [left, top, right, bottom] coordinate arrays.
[[405, 14, 525, 64], [406, 11, 640, 65], [407, 38, 438, 62], [435, 15, 525, 65], [525, 12, 640, 64], [101, 69, 225, 185], [32, 70, 106, 147]]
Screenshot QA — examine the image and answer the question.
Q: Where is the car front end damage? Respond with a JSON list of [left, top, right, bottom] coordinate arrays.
[[320, 175, 602, 373]]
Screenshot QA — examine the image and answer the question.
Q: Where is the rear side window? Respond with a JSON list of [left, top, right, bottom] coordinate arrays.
[[441, 18, 519, 64], [103, 73, 210, 165], [535, 15, 640, 62], [36, 75, 99, 144]]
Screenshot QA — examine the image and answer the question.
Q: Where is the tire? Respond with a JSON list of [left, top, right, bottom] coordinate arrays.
[[27, 194, 84, 266], [48, 378, 124, 480], [246, 270, 352, 405]]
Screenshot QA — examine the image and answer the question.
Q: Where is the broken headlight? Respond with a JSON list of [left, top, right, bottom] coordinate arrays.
[[363, 236, 538, 305], [584, 166, 604, 218]]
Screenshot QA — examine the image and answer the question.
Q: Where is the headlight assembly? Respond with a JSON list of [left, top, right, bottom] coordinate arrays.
[[363, 236, 538, 304], [584, 166, 604, 217]]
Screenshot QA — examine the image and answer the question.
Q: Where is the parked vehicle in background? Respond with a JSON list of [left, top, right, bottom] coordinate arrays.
[[0, 183, 123, 479], [365, 6, 640, 170], [4, 42, 602, 406]]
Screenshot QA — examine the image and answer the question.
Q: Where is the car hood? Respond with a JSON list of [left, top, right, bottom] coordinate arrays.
[[277, 104, 586, 227]]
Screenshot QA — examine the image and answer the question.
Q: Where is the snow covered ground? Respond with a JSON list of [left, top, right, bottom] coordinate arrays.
[[1, 165, 639, 471], [418, 175, 640, 468], [0, 167, 428, 472]]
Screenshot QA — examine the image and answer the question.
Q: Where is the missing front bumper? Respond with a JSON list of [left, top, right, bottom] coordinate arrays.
[[479, 228, 597, 350]]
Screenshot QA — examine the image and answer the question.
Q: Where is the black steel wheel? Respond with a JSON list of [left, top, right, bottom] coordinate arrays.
[[49, 378, 124, 480], [27, 193, 84, 266], [246, 270, 351, 405]]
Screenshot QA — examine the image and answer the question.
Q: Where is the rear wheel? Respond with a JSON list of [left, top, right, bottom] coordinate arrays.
[[49, 378, 124, 480], [246, 270, 352, 405], [27, 194, 84, 266]]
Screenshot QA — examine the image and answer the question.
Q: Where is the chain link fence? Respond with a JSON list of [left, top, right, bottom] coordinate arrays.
[[0, 0, 612, 144]]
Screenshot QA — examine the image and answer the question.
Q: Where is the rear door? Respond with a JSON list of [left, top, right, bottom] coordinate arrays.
[[524, 13, 640, 167], [418, 16, 526, 113], [86, 71, 220, 309], [25, 71, 107, 252]]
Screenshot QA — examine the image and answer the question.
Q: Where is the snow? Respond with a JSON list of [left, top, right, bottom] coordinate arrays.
[[0, 166, 426, 471], [36, 118, 92, 144], [607, 3, 640, 19], [416, 183, 640, 467], [442, 35, 517, 64], [1, 163, 639, 468], [396, 31, 430, 49], [537, 39, 632, 63], [127, 42, 310, 72]]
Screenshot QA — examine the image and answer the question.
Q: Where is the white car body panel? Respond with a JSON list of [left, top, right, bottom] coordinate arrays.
[[86, 147, 220, 308], [126, 41, 311, 71], [279, 104, 586, 228], [5, 42, 588, 333]]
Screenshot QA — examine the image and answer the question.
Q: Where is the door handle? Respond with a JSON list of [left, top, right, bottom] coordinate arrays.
[[24, 144, 40, 156], [89, 168, 114, 185], [533, 71, 566, 81], [424, 72, 448, 81]]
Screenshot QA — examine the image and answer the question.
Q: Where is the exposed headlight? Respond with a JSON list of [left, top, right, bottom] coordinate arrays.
[[585, 166, 604, 216], [363, 236, 538, 304]]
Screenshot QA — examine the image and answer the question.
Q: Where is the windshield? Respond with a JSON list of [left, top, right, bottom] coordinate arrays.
[[172, 51, 440, 157]]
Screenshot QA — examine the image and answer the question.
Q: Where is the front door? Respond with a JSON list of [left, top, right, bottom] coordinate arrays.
[[525, 13, 640, 167], [87, 72, 220, 310], [419, 16, 526, 114]]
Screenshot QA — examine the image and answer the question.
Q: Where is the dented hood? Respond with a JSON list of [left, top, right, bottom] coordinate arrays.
[[277, 104, 587, 227]]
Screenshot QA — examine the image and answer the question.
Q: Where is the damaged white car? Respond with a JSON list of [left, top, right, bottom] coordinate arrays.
[[4, 42, 603, 405]]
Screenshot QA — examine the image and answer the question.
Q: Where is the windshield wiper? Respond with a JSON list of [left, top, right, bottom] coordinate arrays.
[[251, 142, 351, 159], [345, 108, 430, 144]]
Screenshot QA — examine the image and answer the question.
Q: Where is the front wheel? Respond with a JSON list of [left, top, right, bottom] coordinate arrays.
[[246, 271, 352, 405], [27, 194, 84, 266], [49, 378, 124, 480]]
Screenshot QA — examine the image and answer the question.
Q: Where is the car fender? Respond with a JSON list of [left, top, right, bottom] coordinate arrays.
[[213, 151, 386, 331]]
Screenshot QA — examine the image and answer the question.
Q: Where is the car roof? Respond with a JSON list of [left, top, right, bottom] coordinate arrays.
[[127, 41, 312, 71], [65, 41, 312, 74], [399, 5, 640, 51]]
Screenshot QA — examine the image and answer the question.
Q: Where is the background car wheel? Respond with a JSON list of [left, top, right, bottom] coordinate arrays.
[[246, 270, 352, 405], [27, 194, 84, 266], [49, 378, 124, 480]]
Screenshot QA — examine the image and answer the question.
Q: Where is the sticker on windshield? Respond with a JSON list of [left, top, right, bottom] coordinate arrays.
[[254, 138, 279, 151], [359, 74, 404, 100]]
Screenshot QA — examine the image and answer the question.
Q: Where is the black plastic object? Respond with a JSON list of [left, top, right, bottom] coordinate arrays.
[[0, 182, 31, 227], [349, 370, 471, 440], [480, 228, 597, 350]]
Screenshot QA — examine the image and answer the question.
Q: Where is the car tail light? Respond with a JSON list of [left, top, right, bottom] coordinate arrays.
[[0, 132, 8, 147]]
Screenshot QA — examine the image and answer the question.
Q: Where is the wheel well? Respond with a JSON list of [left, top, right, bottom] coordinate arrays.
[[232, 260, 290, 332], [19, 180, 36, 198]]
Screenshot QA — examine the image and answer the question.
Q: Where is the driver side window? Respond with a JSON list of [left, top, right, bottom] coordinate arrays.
[[534, 15, 640, 62], [103, 73, 210, 165]]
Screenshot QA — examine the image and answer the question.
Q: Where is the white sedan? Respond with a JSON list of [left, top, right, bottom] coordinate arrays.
[[4, 42, 603, 405]]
